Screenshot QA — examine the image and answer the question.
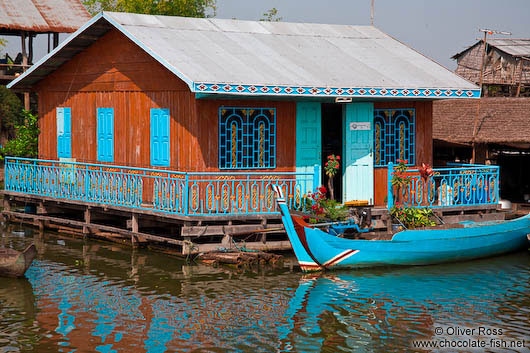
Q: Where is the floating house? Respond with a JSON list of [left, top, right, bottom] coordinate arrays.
[[4, 12, 496, 252]]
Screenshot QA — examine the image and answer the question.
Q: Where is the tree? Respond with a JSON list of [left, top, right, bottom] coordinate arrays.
[[83, 0, 216, 17], [0, 85, 24, 140], [260, 7, 282, 22], [0, 110, 39, 160]]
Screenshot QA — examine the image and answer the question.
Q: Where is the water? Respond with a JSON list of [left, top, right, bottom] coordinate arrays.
[[1, 227, 529, 352]]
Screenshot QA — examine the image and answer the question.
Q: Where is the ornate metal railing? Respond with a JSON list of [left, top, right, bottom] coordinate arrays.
[[387, 162, 500, 209], [4, 157, 319, 216]]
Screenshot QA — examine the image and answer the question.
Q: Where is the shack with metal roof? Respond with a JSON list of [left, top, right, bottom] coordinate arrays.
[[4, 12, 499, 252]]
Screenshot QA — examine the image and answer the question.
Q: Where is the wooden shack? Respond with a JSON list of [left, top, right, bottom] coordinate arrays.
[[4, 12, 489, 252], [453, 39, 530, 97]]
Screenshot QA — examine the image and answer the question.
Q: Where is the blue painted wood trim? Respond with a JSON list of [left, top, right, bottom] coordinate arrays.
[[194, 83, 481, 99], [96, 108, 114, 162], [57, 107, 72, 159], [150, 108, 170, 167], [387, 162, 394, 209]]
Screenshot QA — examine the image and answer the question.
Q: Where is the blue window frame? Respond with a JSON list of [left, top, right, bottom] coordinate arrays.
[[150, 108, 170, 167], [97, 108, 114, 162], [373, 109, 415, 167], [219, 108, 276, 169], [57, 107, 72, 158]]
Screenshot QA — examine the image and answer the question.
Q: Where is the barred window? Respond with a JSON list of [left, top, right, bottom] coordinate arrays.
[[219, 108, 276, 169], [373, 109, 415, 167]]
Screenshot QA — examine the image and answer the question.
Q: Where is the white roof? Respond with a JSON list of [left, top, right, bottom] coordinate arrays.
[[9, 12, 480, 99]]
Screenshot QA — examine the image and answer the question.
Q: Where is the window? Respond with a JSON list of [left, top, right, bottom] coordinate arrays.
[[219, 107, 276, 169], [97, 108, 114, 162], [57, 107, 72, 158], [373, 109, 415, 167], [150, 108, 170, 167]]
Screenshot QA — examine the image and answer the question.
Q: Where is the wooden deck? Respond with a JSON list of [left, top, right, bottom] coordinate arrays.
[[1, 190, 503, 257]]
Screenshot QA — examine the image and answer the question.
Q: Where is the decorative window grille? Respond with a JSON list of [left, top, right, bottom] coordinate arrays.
[[219, 108, 276, 169], [373, 109, 415, 167]]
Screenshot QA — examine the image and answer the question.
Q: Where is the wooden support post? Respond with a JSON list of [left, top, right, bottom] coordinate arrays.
[[83, 208, 91, 236], [53, 33, 59, 49], [20, 31, 29, 110], [131, 213, 139, 246]]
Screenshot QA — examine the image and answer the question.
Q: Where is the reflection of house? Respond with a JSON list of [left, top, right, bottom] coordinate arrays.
[[452, 39, 530, 97], [433, 97, 530, 202]]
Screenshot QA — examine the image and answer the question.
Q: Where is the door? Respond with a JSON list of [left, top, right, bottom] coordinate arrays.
[[343, 103, 374, 203], [57, 107, 71, 159], [97, 108, 114, 162], [296, 102, 321, 188]]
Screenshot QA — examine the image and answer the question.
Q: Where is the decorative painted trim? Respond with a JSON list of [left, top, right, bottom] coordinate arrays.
[[194, 83, 480, 99]]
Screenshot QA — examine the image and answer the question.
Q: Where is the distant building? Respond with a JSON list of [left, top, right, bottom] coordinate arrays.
[[433, 97, 530, 203], [452, 39, 530, 97]]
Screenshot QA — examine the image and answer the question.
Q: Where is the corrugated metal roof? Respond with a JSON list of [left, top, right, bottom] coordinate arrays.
[[9, 12, 479, 98], [0, 0, 91, 33], [453, 39, 530, 59], [486, 39, 530, 57]]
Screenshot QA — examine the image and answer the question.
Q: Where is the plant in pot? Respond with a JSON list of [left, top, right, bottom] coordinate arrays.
[[324, 154, 340, 201], [390, 159, 412, 205]]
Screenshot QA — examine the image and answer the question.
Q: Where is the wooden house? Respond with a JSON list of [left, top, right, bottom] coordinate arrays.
[[4, 12, 496, 252], [452, 39, 530, 97]]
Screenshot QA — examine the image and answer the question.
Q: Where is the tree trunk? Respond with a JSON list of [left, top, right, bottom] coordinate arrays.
[[328, 176, 334, 201]]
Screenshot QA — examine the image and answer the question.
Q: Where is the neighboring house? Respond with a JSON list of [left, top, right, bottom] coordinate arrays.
[[0, 0, 91, 109], [7, 12, 481, 216], [433, 97, 530, 202], [452, 39, 530, 97]]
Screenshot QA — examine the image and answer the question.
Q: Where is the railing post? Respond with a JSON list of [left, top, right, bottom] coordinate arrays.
[[313, 164, 320, 192], [183, 173, 189, 216], [387, 162, 394, 210]]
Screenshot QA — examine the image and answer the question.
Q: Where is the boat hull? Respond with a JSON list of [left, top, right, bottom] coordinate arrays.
[[0, 244, 37, 278], [304, 221, 530, 270]]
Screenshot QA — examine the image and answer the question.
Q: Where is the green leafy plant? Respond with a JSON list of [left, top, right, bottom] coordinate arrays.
[[0, 110, 39, 161], [390, 206, 436, 229], [83, 0, 216, 17], [0, 85, 24, 139]]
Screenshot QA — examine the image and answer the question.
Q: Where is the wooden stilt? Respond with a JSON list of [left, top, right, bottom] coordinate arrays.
[[20, 31, 29, 110], [131, 213, 139, 246], [83, 208, 91, 235]]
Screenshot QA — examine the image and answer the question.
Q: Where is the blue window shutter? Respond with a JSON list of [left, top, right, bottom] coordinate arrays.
[[97, 108, 114, 162], [57, 107, 72, 158], [151, 108, 170, 167]]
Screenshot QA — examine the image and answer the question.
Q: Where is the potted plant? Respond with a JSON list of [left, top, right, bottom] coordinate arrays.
[[324, 154, 340, 201]]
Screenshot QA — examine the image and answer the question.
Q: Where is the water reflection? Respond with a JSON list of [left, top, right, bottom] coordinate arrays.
[[0, 227, 529, 352]]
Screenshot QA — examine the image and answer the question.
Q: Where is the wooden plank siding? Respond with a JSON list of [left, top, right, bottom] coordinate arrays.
[[34, 28, 297, 173], [373, 101, 433, 206]]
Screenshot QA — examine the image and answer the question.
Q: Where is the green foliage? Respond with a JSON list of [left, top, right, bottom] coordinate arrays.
[[0, 110, 39, 160], [0, 85, 24, 137], [390, 206, 436, 229], [390, 158, 411, 188], [83, 0, 216, 17], [260, 7, 282, 21]]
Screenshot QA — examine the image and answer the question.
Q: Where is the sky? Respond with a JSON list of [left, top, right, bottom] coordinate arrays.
[[2, 0, 530, 70]]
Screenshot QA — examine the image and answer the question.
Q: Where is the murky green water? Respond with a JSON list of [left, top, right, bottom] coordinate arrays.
[[1, 226, 529, 352]]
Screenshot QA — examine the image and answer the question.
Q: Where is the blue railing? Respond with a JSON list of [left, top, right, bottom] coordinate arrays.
[[4, 157, 319, 216], [387, 162, 499, 209]]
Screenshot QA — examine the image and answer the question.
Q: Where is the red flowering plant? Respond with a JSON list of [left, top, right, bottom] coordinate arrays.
[[324, 154, 340, 200], [303, 185, 348, 224]]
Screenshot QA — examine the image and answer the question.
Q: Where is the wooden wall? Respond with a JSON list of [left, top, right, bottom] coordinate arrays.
[[373, 101, 433, 206], [35, 29, 296, 172]]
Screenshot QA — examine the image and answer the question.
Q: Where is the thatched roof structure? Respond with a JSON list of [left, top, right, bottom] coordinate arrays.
[[433, 97, 530, 145]]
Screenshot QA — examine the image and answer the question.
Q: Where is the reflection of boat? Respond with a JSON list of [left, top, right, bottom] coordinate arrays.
[[0, 244, 37, 277], [279, 253, 530, 351], [273, 186, 530, 271]]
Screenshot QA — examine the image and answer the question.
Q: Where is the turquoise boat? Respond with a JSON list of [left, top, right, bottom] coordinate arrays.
[[272, 185, 530, 272]]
